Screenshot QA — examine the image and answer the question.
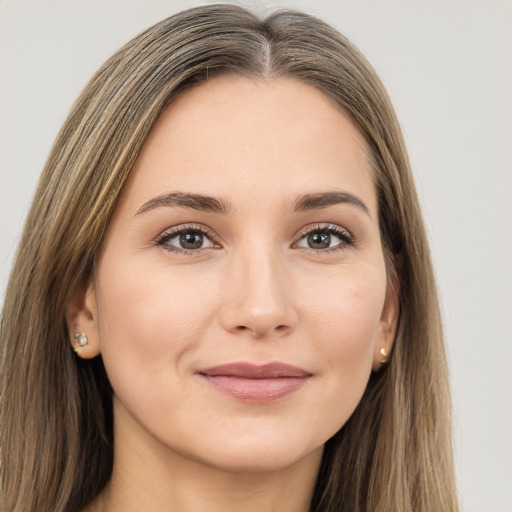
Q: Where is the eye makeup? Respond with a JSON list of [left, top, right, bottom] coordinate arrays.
[[155, 223, 220, 255], [154, 221, 355, 256], [293, 223, 355, 254]]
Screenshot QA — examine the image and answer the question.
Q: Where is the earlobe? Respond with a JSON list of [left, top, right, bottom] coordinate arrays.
[[65, 279, 101, 359], [372, 272, 400, 371]]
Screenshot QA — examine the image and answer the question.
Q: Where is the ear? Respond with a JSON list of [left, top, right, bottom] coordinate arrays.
[[65, 277, 101, 359], [372, 272, 400, 371]]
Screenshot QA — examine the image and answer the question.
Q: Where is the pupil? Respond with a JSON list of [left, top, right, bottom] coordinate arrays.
[[308, 231, 330, 249], [180, 231, 203, 249]]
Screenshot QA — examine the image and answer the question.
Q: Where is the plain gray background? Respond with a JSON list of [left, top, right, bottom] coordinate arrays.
[[1, 1, 511, 510]]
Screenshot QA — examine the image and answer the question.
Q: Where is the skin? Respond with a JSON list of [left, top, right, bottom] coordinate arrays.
[[68, 76, 398, 512]]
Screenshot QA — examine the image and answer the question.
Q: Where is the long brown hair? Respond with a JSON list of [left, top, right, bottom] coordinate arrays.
[[0, 4, 458, 511]]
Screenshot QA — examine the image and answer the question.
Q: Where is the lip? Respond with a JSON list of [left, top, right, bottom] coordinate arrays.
[[197, 362, 312, 403]]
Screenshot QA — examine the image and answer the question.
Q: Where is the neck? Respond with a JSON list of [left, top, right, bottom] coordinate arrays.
[[99, 457, 321, 512], [85, 403, 323, 512]]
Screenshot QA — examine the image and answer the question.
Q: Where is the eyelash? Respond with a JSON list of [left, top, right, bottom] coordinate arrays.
[[155, 224, 219, 255], [155, 223, 355, 254], [293, 223, 355, 254]]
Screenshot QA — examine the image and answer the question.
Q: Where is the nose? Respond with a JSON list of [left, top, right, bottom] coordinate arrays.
[[220, 246, 298, 339]]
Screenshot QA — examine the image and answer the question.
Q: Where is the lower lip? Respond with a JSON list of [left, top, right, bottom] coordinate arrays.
[[201, 375, 310, 403]]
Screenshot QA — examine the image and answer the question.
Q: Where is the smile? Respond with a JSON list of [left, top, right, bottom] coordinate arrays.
[[197, 362, 312, 403]]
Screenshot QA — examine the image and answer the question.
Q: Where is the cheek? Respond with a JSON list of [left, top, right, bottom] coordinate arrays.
[[94, 259, 220, 399], [304, 262, 386, 352], [300, 263, 386, 423], [93, 242, 388, 460]]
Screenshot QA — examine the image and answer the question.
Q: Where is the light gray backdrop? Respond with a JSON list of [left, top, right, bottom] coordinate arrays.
[[1, 1, 511, 510]]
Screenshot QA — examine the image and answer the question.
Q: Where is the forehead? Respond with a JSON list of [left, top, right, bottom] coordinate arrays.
[[120, 75, 377, 215]]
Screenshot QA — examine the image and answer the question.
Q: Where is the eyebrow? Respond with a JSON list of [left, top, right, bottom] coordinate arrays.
[[136, 192, 231, 215], [293, 191, 371, 217], [136, 189, 370, 218]]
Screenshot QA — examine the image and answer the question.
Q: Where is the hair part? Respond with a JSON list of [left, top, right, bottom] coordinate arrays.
[[0, 4, 458, 511]]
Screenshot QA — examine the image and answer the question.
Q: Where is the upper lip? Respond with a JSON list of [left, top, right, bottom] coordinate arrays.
[[198, 362, 311, 379]]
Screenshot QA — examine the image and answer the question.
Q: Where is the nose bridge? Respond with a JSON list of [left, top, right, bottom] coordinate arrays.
[[221, 242, 297, 338]]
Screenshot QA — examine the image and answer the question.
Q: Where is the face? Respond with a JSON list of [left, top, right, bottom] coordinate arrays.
[[69, 76, 397, 474]]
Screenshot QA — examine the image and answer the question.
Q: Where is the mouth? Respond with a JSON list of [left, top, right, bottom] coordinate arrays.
[[197, 362, 312, 403]]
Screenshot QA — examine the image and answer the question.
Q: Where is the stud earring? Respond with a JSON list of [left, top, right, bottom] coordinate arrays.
[[380, 347, 389, 364], [73, 332, 88, 348]]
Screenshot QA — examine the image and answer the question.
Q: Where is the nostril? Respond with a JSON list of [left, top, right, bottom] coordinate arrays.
[[233, 324, 289, 336]]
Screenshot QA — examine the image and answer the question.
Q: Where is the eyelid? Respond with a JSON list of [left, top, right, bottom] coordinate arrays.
[[292, 223, 355, 250], [155, 223, 221, 253], [153, 222, 354, 255]]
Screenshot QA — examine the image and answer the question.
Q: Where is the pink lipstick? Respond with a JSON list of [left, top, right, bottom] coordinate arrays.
[[197, 362, 312, 403]]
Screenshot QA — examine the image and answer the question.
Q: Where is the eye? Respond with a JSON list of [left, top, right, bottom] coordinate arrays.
[[156, 226, 217, 253], [294, 224, 353, 251]]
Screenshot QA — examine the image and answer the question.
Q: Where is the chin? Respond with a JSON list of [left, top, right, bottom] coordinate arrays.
[[198, 446, 323, 475], [170, 426, 326, 475]]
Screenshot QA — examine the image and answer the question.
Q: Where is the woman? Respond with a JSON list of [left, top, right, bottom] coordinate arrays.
[[0, 4, 459, 511]]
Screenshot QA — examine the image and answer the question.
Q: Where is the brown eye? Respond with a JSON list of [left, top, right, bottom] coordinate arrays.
[[179, 231, 204, 249], [157, 228, 216, 252], [306, 231, 331, 249], [295, 225, 353, 251]]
